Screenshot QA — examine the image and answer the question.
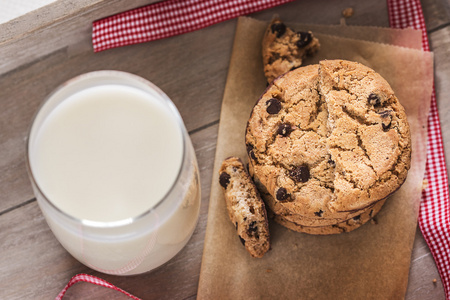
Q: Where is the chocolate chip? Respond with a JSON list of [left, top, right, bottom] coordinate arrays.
[[368, 93, 381, 106], [314, 210, 324, 217], [296, 31, 312, 48], [246, 143, 253, 153], [268, 52, 280, 64], [328, 159, 336, 167], [276, 187, 290, 201], [277, 123, 293, 137], [246, 144, 257, 160], [266, 98, 282, 114], [248, 221, 257, 233], [378, 110, 392, 131], [219, 172, 231, 189], [239, 236, 246, 245], [378, 110, 391, 117], [289, 165, 310, 183], [271, 22, 286, 38]]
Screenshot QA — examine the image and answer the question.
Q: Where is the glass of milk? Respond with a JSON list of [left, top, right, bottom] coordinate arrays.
[[26, 71, 201, 275]]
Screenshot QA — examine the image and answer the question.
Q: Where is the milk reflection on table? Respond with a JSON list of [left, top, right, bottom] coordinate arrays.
[[27, 72, 201, 275]]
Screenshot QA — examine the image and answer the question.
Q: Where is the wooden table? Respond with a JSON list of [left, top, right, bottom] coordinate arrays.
[[0, 0, 449, 299]]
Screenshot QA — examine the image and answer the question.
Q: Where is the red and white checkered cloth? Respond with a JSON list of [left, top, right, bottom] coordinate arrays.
[[388, 0, 450, 297], [55, 273, 141, 300], [57, 0, 449, 299], [92, 0, 295, 52]]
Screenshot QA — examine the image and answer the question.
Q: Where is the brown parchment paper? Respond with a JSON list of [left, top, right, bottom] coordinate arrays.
[[198, 17, 434, 300], [290, 22, 423, 50]]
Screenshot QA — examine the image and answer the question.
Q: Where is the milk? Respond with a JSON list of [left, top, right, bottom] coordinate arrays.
[[32, 85, 183, 222], [27, 72, 201, 275]]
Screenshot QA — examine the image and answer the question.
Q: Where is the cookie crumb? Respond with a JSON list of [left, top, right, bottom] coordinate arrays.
[[342, 7, 354, 18], [266, 269, 272, 273], [422, 179, 428, 191], [433, 278, 437, 284]]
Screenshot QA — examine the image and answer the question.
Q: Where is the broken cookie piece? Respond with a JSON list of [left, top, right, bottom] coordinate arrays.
[[262, 17, 320, 83], [219, 157, 271, 258]]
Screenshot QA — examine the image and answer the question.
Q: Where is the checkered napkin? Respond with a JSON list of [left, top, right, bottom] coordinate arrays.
[[55, 273, 141, 300], [92, 0, 295, 52], [57, 0, 450, 298]]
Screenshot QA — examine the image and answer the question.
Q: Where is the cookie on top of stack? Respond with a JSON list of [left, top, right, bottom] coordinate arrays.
[[245, 59, 411, 235]]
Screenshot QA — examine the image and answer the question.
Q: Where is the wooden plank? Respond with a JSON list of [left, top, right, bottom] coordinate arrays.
[[406, 229, 446, 299], [0, 0, 102, 42], [422, 0, 450, 31], [0, 0, 159, 74], [0, 123, 218, 299]]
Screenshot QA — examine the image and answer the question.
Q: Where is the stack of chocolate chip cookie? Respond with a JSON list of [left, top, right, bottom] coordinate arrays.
[[217, 20, 411, 257], [245, 59, 411, 235]]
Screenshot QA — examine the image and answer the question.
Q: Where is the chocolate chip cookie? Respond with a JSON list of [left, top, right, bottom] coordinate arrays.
[[246, 60, 411, 233], [251, 172, 380, 227], [219, 157, 271, 258], [262, 17, 320, 83], [274, 198, 386, 235]]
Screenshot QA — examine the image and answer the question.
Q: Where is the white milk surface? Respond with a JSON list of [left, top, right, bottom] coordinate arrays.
[[31, 84, 183, 222]]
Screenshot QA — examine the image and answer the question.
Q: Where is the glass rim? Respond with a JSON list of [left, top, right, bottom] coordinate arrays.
[[25, 70, 187, 229]]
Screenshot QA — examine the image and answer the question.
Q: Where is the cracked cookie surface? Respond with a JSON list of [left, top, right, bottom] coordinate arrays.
[[262, 17, 320, 83], [245, 60, 411, 230]]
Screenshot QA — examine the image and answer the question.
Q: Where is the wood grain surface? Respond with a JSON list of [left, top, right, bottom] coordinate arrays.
[[0, 0, 448, 299]]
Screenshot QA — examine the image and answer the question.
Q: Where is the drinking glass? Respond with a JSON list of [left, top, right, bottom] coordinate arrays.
[[26, 71, 201, 275]]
